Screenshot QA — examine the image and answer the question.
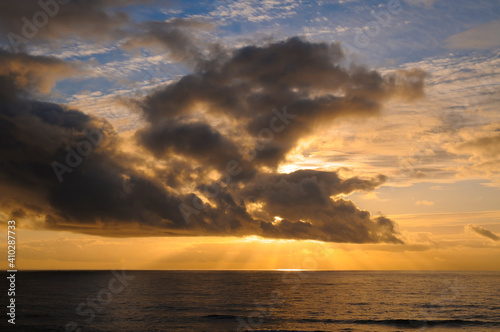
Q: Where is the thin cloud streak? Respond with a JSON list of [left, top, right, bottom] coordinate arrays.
[[466, 224, 500, 241]]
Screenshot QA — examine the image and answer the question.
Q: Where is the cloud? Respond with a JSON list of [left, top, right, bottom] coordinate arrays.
[[466, 224, 499, 241], [459, 134, 500, 157], [429, 186, 444, 190], [138, 37, 426, 168], [132, 37, 426, 243], [121, 18, 218, 65], [0, 1, 126, 48], [452, 130, 500, 183], [404, 0, 435, 7], [0, 36, 427, 243], [0, 51, 193, 235], [238, 171, 402, 243], [415, 200, 434, 206], [445, 20, 500, 49], [196, 0, 299, 23], [0, 49, 77, 93], [0, 0, 173, 52]]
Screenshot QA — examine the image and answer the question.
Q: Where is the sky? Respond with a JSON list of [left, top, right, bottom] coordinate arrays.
[[0, 0, 499, 270]]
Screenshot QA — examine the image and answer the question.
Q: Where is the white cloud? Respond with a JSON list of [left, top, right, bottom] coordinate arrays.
[[193, 0, 299, 23], [416, 200, 435, 206]]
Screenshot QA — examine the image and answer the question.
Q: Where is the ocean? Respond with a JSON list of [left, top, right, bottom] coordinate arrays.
[[3, 271, 499, 331]]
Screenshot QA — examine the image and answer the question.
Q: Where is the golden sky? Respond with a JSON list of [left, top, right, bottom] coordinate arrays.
[[0, 0, 499, 270]]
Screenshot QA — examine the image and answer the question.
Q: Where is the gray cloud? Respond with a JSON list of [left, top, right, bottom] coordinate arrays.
[[0, 49, 77, 93], [0, 51, 192, 233], [459, 134, 500, 157], [466, 224, 499, 241], [131, 37, 426, 242], [237, 171, 400, 243], [139, 37, 426, 167], [0, 0, 180, 53], [0, 1, 132, 50], [122, 18, 218, 65], [0, 0, 215, 66]]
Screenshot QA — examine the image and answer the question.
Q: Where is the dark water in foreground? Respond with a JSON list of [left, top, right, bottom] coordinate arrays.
[[2, 271, 499, 331]]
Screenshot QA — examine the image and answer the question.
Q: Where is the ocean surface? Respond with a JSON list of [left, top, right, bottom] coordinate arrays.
[[3, 271, 499, 331]]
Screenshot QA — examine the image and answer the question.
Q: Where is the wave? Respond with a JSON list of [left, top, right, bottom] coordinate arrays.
[[297, 318, 500, 327], [202, 314, 240, 320], [242, 330, 329, 332], [419, 303, 482, 309], [200, 314, 500, 327]]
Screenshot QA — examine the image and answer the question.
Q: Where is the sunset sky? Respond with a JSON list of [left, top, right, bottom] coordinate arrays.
[[0, 0, 499, 271]]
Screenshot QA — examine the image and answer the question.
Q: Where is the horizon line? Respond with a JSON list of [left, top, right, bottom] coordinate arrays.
[[4, 269, 500, 272]]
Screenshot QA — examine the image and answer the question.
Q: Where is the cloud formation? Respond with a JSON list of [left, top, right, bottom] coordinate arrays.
[[466, 224, 499, 241], [0, 0, 141, 51], [459, 134, 500, 157], [0, 50, 77, 93], [0, 0, 214, 64], [122, 18, 218, 65], [0, 51, 191, 235], [139, 37, 426, 168], [0, 37, 427, 243]]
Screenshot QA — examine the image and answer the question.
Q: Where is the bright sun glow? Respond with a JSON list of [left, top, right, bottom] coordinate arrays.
[[238, 235, 296, 244], [274, 268, 308, 271]]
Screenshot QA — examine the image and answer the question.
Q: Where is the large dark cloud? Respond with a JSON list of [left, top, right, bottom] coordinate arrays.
[[0, 51, 191, 235], [139, 37, 426, 167], [236, 171, 401, 243], [133, 37, 425, 243], [0, 36, 427, 243]]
